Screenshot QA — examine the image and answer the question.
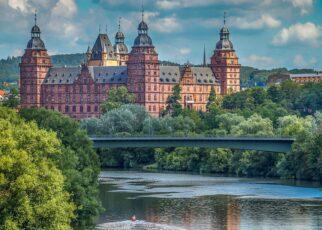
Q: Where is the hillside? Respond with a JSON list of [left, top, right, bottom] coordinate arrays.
[[0, 53, 316, 88]]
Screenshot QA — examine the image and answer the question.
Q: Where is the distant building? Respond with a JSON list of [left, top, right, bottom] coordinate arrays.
[[20, 11, 241, 119], [289, 73, 322, 84], [0, 90, 5, 101], [268, 72, 322, 85]]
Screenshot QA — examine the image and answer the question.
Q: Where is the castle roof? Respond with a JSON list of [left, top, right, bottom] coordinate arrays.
[[159, 66, 219, 85], [91, 34, 116, 60], [43, 66, 128, 85], [43, 65, 219, 86]]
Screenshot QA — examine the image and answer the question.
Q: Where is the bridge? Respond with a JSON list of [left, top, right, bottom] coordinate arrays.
[[90, 137, 295, 153]]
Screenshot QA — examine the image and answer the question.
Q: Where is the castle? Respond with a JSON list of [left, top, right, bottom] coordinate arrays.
[[20, 12, 240, 119]]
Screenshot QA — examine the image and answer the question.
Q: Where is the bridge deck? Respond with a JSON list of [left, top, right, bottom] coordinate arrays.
[[90, 137, 294, 153]]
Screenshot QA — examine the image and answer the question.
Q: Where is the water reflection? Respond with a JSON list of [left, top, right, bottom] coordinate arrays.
[[98, 171, 322, 230]]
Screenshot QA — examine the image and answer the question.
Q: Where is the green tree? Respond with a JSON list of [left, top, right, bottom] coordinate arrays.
[[100, 86, 136, 113], [163, 84, 182, 117], [0, 107, 75, 229], [2, 88, 20, 108], [231, 114, 274, 137], [19, 108, 102, 228], [206, 86, 217, 111]]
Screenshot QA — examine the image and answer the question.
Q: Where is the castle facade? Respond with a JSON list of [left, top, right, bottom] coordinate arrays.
[[20, 13, 240, 119]]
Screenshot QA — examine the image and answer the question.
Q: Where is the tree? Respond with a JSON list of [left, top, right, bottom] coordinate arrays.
[[163, 84, 182, 117], [2, 88, 20, 108], [206, 86, 216, 111], [0, 107, 75, 229], [19, 108, 102, 228], [100, 86, 136, 113], [230, 114, 274, 137]]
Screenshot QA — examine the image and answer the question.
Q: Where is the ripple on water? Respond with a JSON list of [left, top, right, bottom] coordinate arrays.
[[97, 220, 185, 230]]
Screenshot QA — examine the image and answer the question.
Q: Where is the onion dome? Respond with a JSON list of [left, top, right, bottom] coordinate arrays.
[[138, 21, 148, 32], [215, 13, 234, 51], [114, 18, 128, 53], [115, 31, 125, 40], [133, 13, 153, 47], [27, 11, 45, 50]]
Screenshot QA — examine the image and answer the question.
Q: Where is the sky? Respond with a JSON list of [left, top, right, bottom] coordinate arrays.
[[0, 0, 322, 70]]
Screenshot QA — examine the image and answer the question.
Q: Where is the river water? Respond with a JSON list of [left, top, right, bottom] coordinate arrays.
[[98, 170, 322, 230]]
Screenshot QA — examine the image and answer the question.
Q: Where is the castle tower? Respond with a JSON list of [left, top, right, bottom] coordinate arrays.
[[86, 45, 92, 63], [20, 11, 52, 108], [87, 28, 118, 67], [211, 13, 240, 95], [127, 8, 160, 116], [114, 17, 129, 66]]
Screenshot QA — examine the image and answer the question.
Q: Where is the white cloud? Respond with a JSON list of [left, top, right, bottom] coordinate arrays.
[[152, 16, 181, 33], [243, 54, 277, 68], [272, 22, 322, 46], [11, 48, 23, 57], [52, 0, 77, 19], [293, 54, 317, 68], [156, 0, 181, 9], [8, 0, 30, 13], [234, 14, 281, 29], [179, 48, 191, 55], [285, 0, 313, 15]]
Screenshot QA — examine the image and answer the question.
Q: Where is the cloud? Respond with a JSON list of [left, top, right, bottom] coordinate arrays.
[[156, 0, 180, 9], [243, 54, 277, 68], [179, 48, 191, 55], [52, 0, 77, 18], [285, 0, 313, 15], [7, 0, 30, 13], [293, 54, 317, 68], [152, 16, 181, 33], [234, 14, 281, 29], [272, 22, 322, 46], [11, 48, 23, 57]]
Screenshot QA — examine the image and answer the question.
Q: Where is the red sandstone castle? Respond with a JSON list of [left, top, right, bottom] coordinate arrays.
[[20, 12, 240, 119]]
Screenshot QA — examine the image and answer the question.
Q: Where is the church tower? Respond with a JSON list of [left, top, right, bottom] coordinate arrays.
[[127, 9, 160, 116], [20, 11, 52, 108], [114, 18, 129, 66], [211, 13, 240, 95]]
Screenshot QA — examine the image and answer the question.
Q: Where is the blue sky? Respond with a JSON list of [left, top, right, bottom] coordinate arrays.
[[0, 0, 321, 70]]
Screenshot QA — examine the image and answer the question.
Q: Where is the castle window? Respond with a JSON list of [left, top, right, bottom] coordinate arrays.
[[65, 105, 69, 112], [80, 106, 83, 113], [160, 78, 164, 82], [166, 78, 169, 82], [172, 78, 176, 82], [73, 106, 76, 112], [87, 106, 91, 112], [95, 106, 98, 112]]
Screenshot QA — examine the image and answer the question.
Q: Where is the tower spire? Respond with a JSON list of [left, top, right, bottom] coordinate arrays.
[[105, 24, 108, 34], [34, 9, 37, 25], [99, 24, 101, 34], [224, 11, 227, 26], [141, 0, 144, 21], [118, 17, 121, 31], [203, 44, 206, 67]]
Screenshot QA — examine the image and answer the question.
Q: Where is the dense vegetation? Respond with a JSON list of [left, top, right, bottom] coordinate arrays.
[[82, 81, 322, 181], [0, 107, 102, 229]]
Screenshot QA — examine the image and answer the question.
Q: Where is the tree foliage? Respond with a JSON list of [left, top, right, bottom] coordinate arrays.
[[0, 107, 75, 229], [100, 86, 135, 113], [19, 108, 102, 229]]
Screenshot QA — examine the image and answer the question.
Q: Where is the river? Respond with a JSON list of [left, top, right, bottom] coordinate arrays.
[[97, 170, 322, 230]]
